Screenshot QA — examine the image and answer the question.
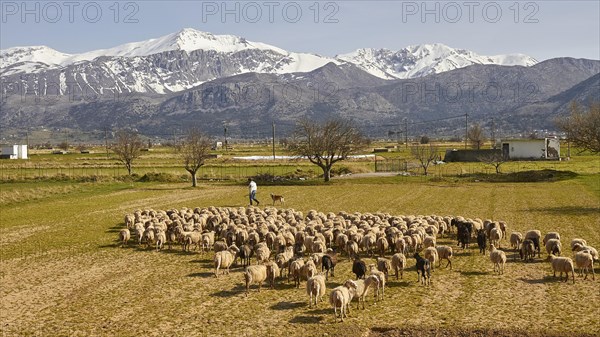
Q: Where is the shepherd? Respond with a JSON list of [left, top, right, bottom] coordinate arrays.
[[248, 178, 260, 206]]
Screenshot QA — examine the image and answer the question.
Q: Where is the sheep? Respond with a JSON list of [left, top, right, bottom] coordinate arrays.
[[182, 231, 201, 252], [489, 244, 507, 275], [289, 258, 305, 287], [394, 237, 406, 255], [423, 246, 438, 272], [414, 252, 431, 286], [266, 261, 281, 289], [519, 239, 535, 262], [489, 227, 503, 249], [574, 251, 595, 280], [391, 253, 406, 280], [322, 251, 337, 280], [510, 232, 523, 252], [545, 238, 562, 257], [118, 228, 130, 247], [330, 284, 357, 322], [142, 227, 155, 248], [376, 236, 389, 257], [369, 264, 386, 301], [155, 229, 166, 251], [255, 244, 271, 264], [422, 235, 436, 249], [213, 240, 228, 253], [572, 243, 599, 262], [214, 245, 240, 277], [239, 244, 253, 267], [344, 276, 379, 309], [134, 223, 145, 245], [352, 257, 367, 280], [376, 257, 391, 281], [476, 229, 486, 255], [300, 259, 318, 284], [571, 239, 588, 251], [307, 274, 327, 307], [524, 230, 541, 258], [244, 264, 268, 296], [549, 254, 575, 284], [346, 241, 359, 260], [543, 232, 561, 246], [435, 245, 453, 270]]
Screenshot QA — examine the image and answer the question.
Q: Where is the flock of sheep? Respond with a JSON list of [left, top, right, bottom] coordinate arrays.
[[118, 206, 598, 322]]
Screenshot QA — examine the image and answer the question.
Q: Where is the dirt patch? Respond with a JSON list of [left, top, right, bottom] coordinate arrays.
[[368, 326, 597, 337]]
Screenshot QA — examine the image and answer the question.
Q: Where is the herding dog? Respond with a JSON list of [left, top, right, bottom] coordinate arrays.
[[270, 193, 285, 206]]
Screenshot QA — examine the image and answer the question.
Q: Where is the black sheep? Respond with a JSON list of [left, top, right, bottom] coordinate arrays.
[[352, 257, 366, 279], [414, 252, 431, 285], [322, 253, 337, 280], [477, 229, 487, 255]]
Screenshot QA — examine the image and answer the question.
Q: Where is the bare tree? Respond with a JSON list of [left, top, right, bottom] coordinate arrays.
[[288, 118, 369, 182], [467, 123, 486, 150], [112, 130, 143, 175], [178, 128, 212, 187], [555, 101, 600, 154], [479, 151, 506, 174], [411, 144, 439, 176]]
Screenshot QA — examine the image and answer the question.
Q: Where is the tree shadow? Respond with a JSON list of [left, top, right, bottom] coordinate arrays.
[[526, 206, 599, 216], [270, 301, 306, 310], [289, 315, 324, 324]]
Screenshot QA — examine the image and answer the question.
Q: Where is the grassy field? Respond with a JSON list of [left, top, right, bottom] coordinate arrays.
[[1, 146, 599, 337]]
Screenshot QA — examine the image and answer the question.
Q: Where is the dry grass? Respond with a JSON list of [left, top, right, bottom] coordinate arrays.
[[0, 176, 599, 337]]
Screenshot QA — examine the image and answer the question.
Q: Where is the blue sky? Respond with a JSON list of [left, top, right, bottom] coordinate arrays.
[[1, 0, 599, 60]]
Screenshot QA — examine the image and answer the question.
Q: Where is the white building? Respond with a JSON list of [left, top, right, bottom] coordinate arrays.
[[1, 145, 28, 159], [498, 138, 560, 160]]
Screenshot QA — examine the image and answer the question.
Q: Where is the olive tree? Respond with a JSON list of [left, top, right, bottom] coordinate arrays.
[[555, 101, 600, 154], [411, 144, 439, 176], [288, 118, 369, 182], [112, 129, 143, 175], [178, 128, 212, 187]]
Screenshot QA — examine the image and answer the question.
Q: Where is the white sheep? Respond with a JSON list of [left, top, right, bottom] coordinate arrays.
[[574, 251, 595, 280], [369, 264, 386, 301], [155, 229, 166, 251], [571, 239, 588, 251], [489, 227, 503, 248], [572, 243, 598, 262], [255, 244, 271, 264], [423, 246, 439, 272], [524, 230, 542, 258], [307, 274, 327, 307], [391, 253, 406, 280], [545, 238, 562, 257], [543, 232, 560, 246], [422, 235, 436, 248], [244, 264, 268, 296], [376, 257, 391, 280], [214, 245, 240, 277], [266, 261, 281, 289], [489, 244, 507, 275], [549, 254, 575, 284], [118, 228, 130, 247], [344, 276, 379, 309], [330, 284, 357, 322], [289, 259, 305, 288], [510, 232, 523, 251], [435, 245, 453, 270]]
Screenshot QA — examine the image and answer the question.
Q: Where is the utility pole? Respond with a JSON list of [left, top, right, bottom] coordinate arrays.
[[491, 117, 496, 149], [404, 118, 408, 149], [26, 129, 29, 149], [223, 125, 228, 152], [465, 113, 469, 149], [272, 121, 276, 160]]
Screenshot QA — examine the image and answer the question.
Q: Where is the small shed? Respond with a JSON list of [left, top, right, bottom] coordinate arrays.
[[498, 138, 560, 160], [0, 145, 28, 159]]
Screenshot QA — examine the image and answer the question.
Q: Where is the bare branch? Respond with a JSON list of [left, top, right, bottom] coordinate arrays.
[[112, 130, 143, 175]]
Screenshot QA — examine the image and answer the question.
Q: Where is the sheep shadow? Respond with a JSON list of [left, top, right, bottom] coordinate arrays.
[[518, 276, 558, 284], [187, 272, 215, 278], [388, 280, 412, 288], [189, 258, 213, 264], [305, 308, 330, 315], [211, 285, 245, 298], [459, 270, 488, 276], [270, 301, 306, 311], [106, 225, 123, 233], [289, 315, 324, 324]]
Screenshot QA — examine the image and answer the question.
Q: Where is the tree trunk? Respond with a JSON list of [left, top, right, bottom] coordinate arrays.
[[126, 163, 132, 175], [191, 171, 197, 187], [323, 167, 331, 182]]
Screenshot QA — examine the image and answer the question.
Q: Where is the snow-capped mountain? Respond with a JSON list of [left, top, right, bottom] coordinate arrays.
[[0, 29, 538, 97], [336, 44, 538, 79]]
